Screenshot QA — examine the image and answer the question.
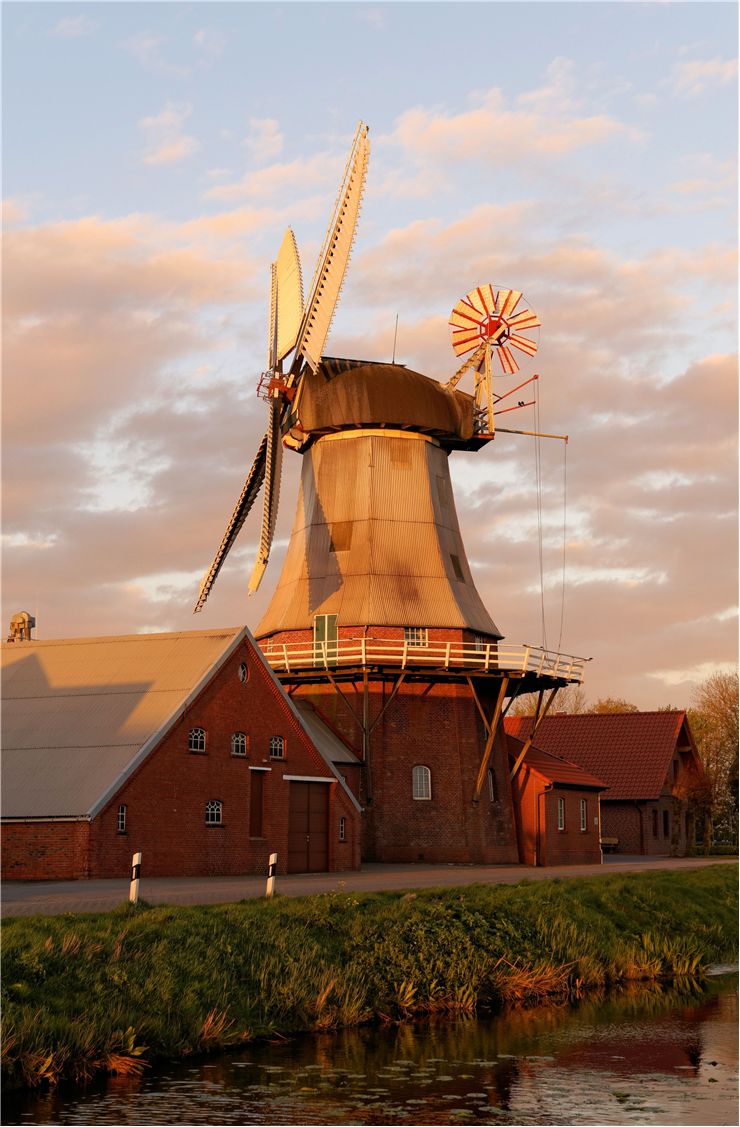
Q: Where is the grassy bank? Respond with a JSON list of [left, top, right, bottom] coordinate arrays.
[[2, 866, 737, 1090]]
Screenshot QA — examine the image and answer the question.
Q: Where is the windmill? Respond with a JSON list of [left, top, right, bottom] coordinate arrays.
[[194, 122, 370, 613], [192, 120, 586, 868]]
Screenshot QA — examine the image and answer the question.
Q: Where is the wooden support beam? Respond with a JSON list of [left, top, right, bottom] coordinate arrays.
[[508, 686, 560, 781], [369, 672, 406, 735], [325, 670, 363, 727], [466, 675, 491, 735], [472, 676, 509, 803]]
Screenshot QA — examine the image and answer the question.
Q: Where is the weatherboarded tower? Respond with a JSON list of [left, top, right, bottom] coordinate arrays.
[[196, 122, 586, 863]]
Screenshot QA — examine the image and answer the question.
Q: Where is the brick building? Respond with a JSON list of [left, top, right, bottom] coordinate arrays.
[[1, 627, 361, 880], [506, 734, 606, 866], [505, 712, 704, 856]]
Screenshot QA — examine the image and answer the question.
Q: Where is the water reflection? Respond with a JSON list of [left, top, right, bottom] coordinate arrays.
[[6, 975, 737, 1126]]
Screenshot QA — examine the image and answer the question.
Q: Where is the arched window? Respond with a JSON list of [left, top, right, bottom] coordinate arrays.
[[269, 735, 285, 759], [412, 765, 431, 800], [231, 732, 248, 757], [205, 800, 223, 825], [238, 662, 248, 683], [188, 727, 206, 753]]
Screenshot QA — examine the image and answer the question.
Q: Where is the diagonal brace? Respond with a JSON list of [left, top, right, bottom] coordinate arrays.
[[472, 676, 509, 803], [509, 686, 560, 781]]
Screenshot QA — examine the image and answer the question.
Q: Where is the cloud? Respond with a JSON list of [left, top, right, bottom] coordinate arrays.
[[244, 118, 284, 164], [3, 197, 28, 226], [139, 101, 199, 166], [52, 15, 98, 38], [205, 152, 340, 202], [672, 57, 738, 97], [121, 33, 189, 78], [193, 27, 225, 65]]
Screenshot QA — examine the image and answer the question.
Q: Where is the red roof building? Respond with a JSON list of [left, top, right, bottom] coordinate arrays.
[[506, 735, 607, 866], [505, 712, 704, 856]]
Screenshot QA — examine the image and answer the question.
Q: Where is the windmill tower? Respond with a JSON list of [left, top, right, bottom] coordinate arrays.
[[196, 122, 586, 864]]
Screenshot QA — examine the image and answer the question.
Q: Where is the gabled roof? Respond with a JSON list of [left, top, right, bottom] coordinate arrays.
[[506, 735, 607, 791], [2, 629, 247, 819], [505, 711, 700, 801]]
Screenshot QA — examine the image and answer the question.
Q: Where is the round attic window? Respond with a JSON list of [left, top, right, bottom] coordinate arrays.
[[238, 662, 248, 683]]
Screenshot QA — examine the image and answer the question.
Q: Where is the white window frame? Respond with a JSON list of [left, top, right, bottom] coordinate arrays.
[[404, 627, 428, 648], [188, 727, 206, 753], [238, 662, 248, 683], [580, 798, 587, 832], [269, 735, 285, 760], [231, 732, 248, 757], [339, 816, 346, 842], [205, 799, 223, 825], [412, 764, 432, 801], [117, 804, 127, 833], [557, 796, 565, 831]]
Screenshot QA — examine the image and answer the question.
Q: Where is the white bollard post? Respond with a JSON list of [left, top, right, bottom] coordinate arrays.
[[265, 852, 278, 898], [129, 851, 142, 904]]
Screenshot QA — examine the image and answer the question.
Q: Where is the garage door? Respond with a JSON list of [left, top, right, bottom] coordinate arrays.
[[288, 782, 329, 873]]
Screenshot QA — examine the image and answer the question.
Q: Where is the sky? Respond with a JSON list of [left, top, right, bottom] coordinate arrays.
[[3, 1, 737, 709]]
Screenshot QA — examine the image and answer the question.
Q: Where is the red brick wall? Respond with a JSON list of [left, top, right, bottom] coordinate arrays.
[[601, 797, 688, 856], [294, 678, 519, 864], [3, 637, 361, 881], [1, 821, 90, 880], [511, 768, 602, 866]]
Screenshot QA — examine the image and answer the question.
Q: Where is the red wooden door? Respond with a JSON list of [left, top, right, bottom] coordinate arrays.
[[288, 782, 329, 873]]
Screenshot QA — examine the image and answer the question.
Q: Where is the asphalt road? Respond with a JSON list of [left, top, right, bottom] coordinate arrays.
[[1, 855, 735, 917]]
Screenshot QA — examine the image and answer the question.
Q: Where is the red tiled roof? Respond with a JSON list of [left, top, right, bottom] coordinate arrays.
[[505, 711, 694, 801], [507, 735, 607, 790]]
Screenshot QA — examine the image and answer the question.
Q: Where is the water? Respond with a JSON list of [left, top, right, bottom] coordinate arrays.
[[5, 973, 737, 1126]]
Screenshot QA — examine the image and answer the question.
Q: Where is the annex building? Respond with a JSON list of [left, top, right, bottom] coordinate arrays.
[[505, 711, 704, 856]]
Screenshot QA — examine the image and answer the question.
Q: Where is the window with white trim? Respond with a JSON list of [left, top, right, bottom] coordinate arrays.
[[188, 727, 206, 753], [474, 634, 488, 652], [580, 798, 587, 832], [238, 662, 248, 683], [339, 817, 346, 842], [205, 800, 223, 825], [231, 732, 248, 757], [117, 804, 127, 833], [269, 735, 285, 759], [487, 768, 496, 803], [557, 797, 565, 831], [412, 765, 432, 800], [404, 627, 428, 647]]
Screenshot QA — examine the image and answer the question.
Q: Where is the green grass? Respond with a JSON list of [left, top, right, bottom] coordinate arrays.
[[2, 865, 737, 1090]]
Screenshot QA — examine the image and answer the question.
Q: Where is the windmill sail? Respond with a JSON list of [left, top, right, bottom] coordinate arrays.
[[193, 432, 268, 613], [274, 227, 304, 364], [291, 122, 369, 375], [248, 397, 283, 594]]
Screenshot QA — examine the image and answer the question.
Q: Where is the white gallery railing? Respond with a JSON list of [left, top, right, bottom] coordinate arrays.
[[260, 638, 588, 682]]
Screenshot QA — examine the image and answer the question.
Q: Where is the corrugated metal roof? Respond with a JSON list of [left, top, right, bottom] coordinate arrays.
[[258, 432, 501, 637], [505, 712, 699, 801], [293, 702, 360, 765], [2, 629, 244, 818]]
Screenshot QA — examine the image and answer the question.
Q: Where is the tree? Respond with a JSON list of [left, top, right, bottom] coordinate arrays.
[[589, 697, 639, 714], [689, 671, 739, 848]]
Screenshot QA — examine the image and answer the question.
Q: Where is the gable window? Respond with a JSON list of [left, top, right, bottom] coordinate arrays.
[[580, 798, 587, 832], [662, 809, 669, 838], [231, 732, 248, 757], [404, 627, 428, 648], [117, 804, 127, 834], [487, 768, 496, 803], [412, 765, 432, 800], [238, 662, 249, 683], [339, 817, 346, 842], [557, 797, 565, 831], [269, 735, 285, 760], [188, 727, 206, 753], [205, 799, 223, 825]]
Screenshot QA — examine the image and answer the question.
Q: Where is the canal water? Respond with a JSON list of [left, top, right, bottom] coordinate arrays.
[[5, 971, 737, 1126]]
